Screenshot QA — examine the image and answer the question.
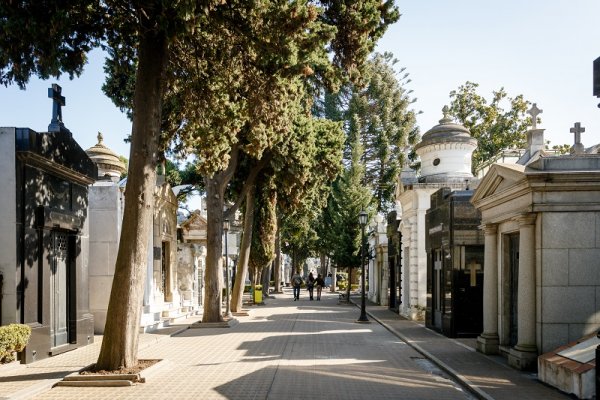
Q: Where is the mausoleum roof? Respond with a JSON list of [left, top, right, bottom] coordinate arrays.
[[85, 132, 126, 178], [415, 106, 476, 151]]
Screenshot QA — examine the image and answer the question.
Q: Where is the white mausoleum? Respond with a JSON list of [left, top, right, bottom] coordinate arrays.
[[397, 108, 477, 319]]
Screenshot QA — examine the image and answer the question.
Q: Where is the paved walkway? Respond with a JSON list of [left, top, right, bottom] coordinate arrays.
[[0, 289, 570, 400]]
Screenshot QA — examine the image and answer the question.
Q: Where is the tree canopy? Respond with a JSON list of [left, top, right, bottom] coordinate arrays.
[[447, 81, 533, 173], [0, 0, 399, 369]]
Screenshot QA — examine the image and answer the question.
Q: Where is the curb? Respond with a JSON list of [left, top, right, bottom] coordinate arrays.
[[349, 298, 494, 400]]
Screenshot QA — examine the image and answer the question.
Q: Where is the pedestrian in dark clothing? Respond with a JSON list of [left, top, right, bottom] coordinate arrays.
[[315, 274, 325, 300], [291, 270, 303, 301], [307, 272, 315, 300]]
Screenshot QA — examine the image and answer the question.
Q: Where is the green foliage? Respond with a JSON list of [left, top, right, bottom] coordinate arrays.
[[249, 177, 278, 280], [447, 81, 532, 173], [350, 53, 419, 212], [0, 1, 104, 88], [315, 52, 418, 213], [319, 125, 373, 269], [278, 112, 345, 269], [0, 324, 31, 363], [549, 143, 571, 155]]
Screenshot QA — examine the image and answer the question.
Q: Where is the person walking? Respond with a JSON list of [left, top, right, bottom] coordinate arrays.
[[291, 269, 303, 301], [307, 272, 315, 300], [315, 273, 325, 300]]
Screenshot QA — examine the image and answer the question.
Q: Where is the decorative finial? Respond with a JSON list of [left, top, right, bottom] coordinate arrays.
[[97, 132, 104, 144], [439, 105, 452, 124], [527, 103, 543, 129], [569, 122, 585, 154]]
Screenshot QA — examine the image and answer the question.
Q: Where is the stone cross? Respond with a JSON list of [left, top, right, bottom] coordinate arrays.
[[466, 260, 481, 287], [570, 122, 585, 155], [527, 103, 543, 129], [48, 84, 66, 132], [570, 122, 585, 145]]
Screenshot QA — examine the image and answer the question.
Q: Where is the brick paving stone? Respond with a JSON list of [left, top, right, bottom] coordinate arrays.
[[0, 290, 572, 399]]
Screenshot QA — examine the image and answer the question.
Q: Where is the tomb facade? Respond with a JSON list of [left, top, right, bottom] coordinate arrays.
[[0, 84, 96, 362]]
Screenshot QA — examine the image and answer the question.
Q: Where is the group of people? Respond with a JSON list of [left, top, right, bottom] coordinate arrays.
[[291, 270, 331, 301]]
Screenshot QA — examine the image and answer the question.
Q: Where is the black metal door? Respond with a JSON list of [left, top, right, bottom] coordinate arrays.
[[508, 233, 519, 347], [50, 231, 69, 348]]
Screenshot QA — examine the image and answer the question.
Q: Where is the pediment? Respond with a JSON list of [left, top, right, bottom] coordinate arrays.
[[180, 211, 207, 231], [471, 163, 526, 203]]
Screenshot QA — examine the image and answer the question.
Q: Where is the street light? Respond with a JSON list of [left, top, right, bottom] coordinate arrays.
[[357, 210, 369, 322], [223, 219, 232, 319]]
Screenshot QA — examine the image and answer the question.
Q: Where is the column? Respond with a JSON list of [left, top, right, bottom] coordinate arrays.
[[509, 213, 538, 370], [477, 223, 499, 354]]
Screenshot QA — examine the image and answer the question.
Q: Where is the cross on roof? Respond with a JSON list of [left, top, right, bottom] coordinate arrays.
[[570, 122, 585, 145], [48, 84, 66, 132], [527, 103, 542, 129]]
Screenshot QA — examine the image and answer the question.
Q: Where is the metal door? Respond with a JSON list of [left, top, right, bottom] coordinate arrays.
[[508, 233, 519, 347], [51, 231, 69, 348]]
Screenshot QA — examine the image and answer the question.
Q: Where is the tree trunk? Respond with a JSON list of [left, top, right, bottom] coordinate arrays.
[[230, 187, 256, 313], [273, 224, 281, 293], [261, 262, 271, 297], [96, 26, 167, 370], [346, 267, 352, 300], [202, 176, 225, 322]]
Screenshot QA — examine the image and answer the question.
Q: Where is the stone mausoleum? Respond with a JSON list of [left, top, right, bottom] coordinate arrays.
[[0, 85, 97, 363], [472, 113, 600, 372], [396, 107, 478, 319]]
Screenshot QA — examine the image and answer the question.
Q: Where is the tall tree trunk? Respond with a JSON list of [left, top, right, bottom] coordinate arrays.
[[230, 187, 256, 312], [273, 223, 281, 293], [319, 252, 326, 277], [261, 262, 271, 297], [96, 25, 167, 370], [203, 175, 225, 322]]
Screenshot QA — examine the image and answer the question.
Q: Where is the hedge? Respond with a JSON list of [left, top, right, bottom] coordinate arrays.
[[0, 324, 31, 363]]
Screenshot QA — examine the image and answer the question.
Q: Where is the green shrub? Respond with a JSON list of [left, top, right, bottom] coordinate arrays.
[[244, 284, 252, 293], [0, 324, 31, 363], [338, 282, 347, 290]]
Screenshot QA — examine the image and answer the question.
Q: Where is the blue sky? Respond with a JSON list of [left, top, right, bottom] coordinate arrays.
[[2, 0, 600, 160]]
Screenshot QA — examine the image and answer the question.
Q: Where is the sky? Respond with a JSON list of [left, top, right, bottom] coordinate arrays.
[[2, 0, 600, 161]]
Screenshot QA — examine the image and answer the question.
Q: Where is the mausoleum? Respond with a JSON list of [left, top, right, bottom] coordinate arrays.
[[0, 84, 97, 362], [472, 114, 600, 371], [396, 107, 478, 319]]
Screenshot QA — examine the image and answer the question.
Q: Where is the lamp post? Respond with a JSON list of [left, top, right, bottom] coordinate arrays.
[[223, 219, 232, 319], [357, 210, 369, 322]]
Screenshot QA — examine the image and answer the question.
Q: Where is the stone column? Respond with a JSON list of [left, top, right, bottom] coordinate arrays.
[[509, 213, 538, 370], [477, 223, 499, 354]]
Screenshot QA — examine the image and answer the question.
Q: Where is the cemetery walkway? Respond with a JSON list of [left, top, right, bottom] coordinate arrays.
[[0, 289, 569, 400]]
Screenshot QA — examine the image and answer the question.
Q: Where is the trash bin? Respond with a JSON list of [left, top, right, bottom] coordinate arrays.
[[253, 285, 263, 303]]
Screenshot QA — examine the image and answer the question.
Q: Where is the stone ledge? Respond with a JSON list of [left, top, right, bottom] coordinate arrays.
[[53, 359, 164, 387], [189, 318, 239, 329]]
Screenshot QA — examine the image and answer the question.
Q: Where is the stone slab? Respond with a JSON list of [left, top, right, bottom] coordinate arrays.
[[557, 336, 600, 363], [189, 318, 239, 329]]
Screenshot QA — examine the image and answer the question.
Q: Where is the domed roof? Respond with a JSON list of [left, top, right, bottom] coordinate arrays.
[[414, 106, 476, 151], [85, 132, 126, 179]]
